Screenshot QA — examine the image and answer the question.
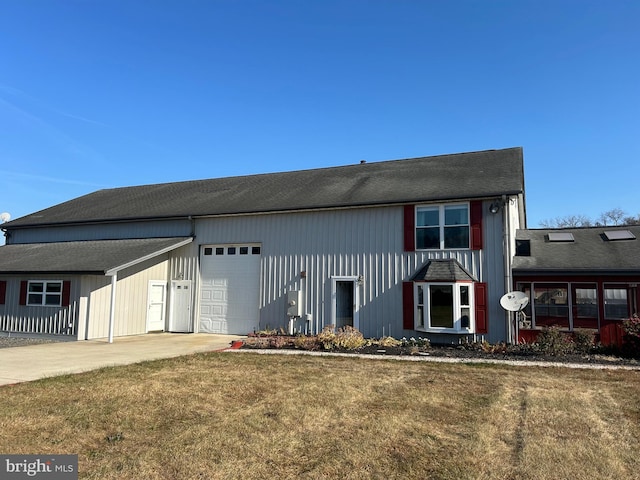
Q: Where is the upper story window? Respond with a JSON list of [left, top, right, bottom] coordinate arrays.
[[416, 204, 470, 250], [27, 281, 63, 307]]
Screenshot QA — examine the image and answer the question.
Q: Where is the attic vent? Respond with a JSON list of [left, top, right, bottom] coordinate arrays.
[[548, 232, 575, 242], [604, 230, 636, 241]]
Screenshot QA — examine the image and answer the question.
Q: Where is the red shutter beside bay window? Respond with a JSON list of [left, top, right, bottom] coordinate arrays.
[[475, 282, 488, 334], [0, 281, 6, 304], [62, 281, 71, 307], [470, 200, 483, 250], [403, 205, 415, 252], [19, 281, 28, 305], [402, 281, 414, 330]]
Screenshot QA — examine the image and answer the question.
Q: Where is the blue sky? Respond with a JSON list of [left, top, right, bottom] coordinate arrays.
[[0, 0, 638, 228]]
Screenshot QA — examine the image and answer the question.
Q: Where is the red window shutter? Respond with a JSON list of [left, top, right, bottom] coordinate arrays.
[[470, 200, 483, 250], [19, 281, 28, 305], [475, 282, 488, 334], [0, 281, 6, 304], [403, 205, 415, 252], [62, 281, 71, 307], [402, 281, 414, 330]]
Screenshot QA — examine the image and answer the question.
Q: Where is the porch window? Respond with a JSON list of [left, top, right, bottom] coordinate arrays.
[[415, 282, 474, 332], [27, 281, 63, 307], [416, 204, 469, 250], [532, 284, 569, 328], [604, 287, 628, 319]]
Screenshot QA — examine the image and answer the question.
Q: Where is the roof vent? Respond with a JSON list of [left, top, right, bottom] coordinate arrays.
[[547, 232, 575, 242], [603, 230, 636, 241]]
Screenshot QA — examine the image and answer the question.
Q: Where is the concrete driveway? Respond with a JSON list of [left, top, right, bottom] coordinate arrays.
[[0, 333, 244, 386]]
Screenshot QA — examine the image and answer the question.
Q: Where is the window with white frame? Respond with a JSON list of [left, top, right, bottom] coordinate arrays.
[[415, 282, 474, 332], [27, 281, 63, 307], [416, 204, 469, 250]]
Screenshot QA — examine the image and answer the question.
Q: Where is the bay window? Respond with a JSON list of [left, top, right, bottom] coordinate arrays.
[[415, 282, 474, 332]]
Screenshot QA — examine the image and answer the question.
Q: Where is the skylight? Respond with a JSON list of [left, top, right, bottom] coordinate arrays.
[[604, 230, 636, 241], [548, 232, 575, 242]]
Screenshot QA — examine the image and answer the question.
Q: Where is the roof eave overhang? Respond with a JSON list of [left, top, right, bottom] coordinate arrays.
[[512, 269, 640, 276], [3, 192, 524, 229], [104, 237, 193, 276], [0, 270, 104, 276]]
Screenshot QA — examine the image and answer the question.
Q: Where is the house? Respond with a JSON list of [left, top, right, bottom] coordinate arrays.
[[512, 225, 640, 345], [0, 147, 526, 344]]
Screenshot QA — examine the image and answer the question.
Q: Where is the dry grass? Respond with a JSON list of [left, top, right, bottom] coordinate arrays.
[[0, 352, 639, 479]]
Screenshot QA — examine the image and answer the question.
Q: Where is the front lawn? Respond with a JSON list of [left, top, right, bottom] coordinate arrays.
[[1, 352, 639, 479]]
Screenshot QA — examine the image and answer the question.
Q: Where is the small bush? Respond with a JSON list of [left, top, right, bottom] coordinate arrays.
[[401, 337, 430, 348], [573, 329, 595, 354], [333, 326, 366, 350], [316, 326, 337, 350], [293, 335, 320, 350], [537, 326, 574, 355], [377, 336, 403, 347], [481, 341, 508, 354], [622, 314, 640, 357], [316, 326, 365, 350]]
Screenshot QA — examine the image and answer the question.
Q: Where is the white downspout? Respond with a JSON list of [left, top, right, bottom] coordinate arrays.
[[108, 273, 117, 344], [503, 195, 515, 344]]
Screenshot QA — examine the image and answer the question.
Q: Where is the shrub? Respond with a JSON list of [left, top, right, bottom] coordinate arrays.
[[401, 337, 430, 349], [537, 326, 574, 355], [292, 335, 320, 350], [377, 336, 403, 348], [572, 329, 595, 354], [480, 341, 508, 354], [622, 314, 640, 356], [316, 325, 337, 350], [317, 326, 366, 350], [333, 326, 366, 350]]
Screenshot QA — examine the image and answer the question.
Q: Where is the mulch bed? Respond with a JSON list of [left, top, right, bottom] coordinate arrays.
[[241, 341, 640, 367]]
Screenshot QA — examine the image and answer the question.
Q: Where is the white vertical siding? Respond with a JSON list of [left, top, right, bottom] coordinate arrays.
[[83, 257, 169, 339], [0, 276, 80, 336], [8, 220, 192, 244], [172, 202, 508, 339]]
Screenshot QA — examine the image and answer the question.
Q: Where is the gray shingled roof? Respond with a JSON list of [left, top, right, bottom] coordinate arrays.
[[5, 147, 524, 228], [512, 226, 640, 274], [411, 259, 477, 282], [0, 237, 192, 274]]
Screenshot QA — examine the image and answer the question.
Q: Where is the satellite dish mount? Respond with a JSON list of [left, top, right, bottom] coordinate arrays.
[[500, 291, 530, 329]]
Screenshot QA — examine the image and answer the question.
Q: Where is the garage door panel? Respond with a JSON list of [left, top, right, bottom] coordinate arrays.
[[199, 244, 261, 334]]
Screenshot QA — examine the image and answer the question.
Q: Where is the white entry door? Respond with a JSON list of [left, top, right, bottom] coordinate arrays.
[[170, 280, 192, 332], [199, 245, 261, 334], [147, 281, 167, 332]]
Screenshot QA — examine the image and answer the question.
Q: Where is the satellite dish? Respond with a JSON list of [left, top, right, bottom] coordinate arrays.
[[0, 212, 10, 224], [500, 291, 529, 312]]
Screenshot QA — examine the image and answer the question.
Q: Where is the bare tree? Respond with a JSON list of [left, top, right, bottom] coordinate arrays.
[[537, 208, 640, 228], [596, 208, 627, 226], [623, 214, 640, 226], [539, 214, 592, 228]]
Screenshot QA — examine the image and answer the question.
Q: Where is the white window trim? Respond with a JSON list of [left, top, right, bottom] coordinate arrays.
[[414, 282, 475, 333], [27, 280, 63, 307], [415, 202, 470, 250]]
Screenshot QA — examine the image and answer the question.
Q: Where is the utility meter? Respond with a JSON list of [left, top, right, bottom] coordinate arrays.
[[287, 290, 302, 317]]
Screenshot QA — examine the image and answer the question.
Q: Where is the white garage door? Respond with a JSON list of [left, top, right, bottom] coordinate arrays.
[[199, 244, 261, 334]]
